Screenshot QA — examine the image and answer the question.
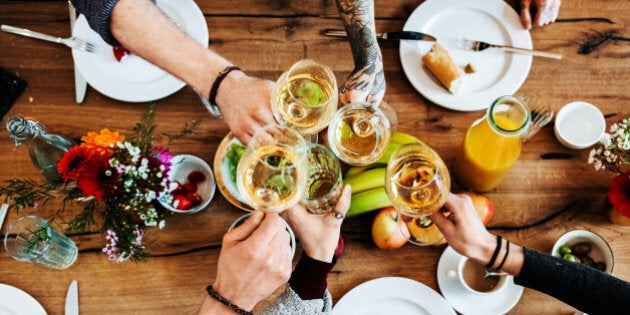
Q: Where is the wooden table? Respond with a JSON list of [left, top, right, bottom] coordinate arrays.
[[1, 0, 628, 314]]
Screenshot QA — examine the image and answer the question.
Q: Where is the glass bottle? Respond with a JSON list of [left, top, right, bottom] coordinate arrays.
[[452, 95, 531, 192], [6, 116, 75, 183]]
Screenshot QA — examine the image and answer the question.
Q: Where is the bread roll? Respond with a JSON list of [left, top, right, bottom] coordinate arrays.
[[422, 43, 464, 94]]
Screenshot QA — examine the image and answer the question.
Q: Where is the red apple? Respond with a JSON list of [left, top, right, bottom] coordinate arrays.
[[460, 191, 494, 225], [371, 207, 410, 250]]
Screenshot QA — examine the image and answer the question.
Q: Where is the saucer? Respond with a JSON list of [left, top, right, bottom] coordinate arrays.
[[437, 246, 524, 315]]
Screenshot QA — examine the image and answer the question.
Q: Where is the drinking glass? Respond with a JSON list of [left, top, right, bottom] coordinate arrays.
[[228, 213, 296, 259], [301, 144, 343, 214], [272, 59, 338, 137], [236, 124, 308, 213], [385, 142, 450, 245], [327, 101, 397, 166], [4, 215, 78, 269]]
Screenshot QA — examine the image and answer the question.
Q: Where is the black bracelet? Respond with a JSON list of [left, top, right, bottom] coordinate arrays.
[[495, 240, 510, 271], [206, 285, 253, 315], [209, 65, 241, 107], [486, 235, 502, 269]]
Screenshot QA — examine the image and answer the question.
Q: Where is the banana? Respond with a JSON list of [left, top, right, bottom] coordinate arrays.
[[375, 141, 402, 164], [390, 131, 421, 145], [345, 165, 373, 178], [346, 187, 392, 218], [343, 167, 386, 194]]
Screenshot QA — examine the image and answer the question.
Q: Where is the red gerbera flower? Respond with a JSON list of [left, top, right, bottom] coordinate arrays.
[[608, 172, 630, 218], [57, 146, 92, 182], [77, 153, 111, 201]]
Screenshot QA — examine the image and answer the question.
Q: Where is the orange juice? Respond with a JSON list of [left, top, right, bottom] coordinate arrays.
[[453, 96, 530, 192]]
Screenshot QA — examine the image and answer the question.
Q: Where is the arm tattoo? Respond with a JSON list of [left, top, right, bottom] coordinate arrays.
[[335, 0, 379, 68]]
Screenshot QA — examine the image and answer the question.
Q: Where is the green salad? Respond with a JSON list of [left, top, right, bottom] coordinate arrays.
[[225, 142, 245, 186]]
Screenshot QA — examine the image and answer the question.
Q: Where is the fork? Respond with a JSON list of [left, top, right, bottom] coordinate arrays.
[[1, 24, 96, 52], [521, 103, 555, 142], [457, 38, 562, 59]]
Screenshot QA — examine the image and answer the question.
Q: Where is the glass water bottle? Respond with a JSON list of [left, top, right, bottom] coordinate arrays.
[[6, 116, 75, 183], [452, 95, 531, 192]]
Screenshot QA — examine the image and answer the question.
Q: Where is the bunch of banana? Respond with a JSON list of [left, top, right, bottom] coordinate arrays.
[[343, 131, 421, 218]]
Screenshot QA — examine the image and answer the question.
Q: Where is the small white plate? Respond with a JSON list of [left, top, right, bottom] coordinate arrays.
[[71, 0, 208, 102], [437, 246, 524, 315], [400, 0, 532, 111], [332, 277, 455, 315], [0, 284, 46, 315], [213, 132, 253, 212]]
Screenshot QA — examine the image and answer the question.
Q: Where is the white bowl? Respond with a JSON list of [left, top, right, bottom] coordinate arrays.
[[554, 101, 606, 150], [160, 154, 216, 214], [551, 229, 614, 274]]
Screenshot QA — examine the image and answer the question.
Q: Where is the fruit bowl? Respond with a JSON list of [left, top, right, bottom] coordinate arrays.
[[159, 154, 216, 214], [551, 229, 614, 274]]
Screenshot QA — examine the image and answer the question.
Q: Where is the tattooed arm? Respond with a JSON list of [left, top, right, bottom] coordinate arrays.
[[335, 0, 385, 105]]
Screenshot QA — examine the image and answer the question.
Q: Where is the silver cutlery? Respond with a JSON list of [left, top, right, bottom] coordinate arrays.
[[68, 1, 88, 103], [1, 24, 96, 53], [457, 37, 562, 59], [324, 28, 437, 41], [0, 203, 8, 233], [485, 270, 509, 278], [522, 105, 554, 142], [65, 280, 79, 315]]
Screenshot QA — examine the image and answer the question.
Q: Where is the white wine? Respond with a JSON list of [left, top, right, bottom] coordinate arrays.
[[272, 60, 338, 136], [301, 144, 342, 214], [385, 143, 450, 218], [237, 145, 306, 212], [328, 104, 392, 166]]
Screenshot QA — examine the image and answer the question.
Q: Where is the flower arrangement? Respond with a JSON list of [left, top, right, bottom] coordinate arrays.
[[588, 114, 630, 219], [0, 106, 199, 262]]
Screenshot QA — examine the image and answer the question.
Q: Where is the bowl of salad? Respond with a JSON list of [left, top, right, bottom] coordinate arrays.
[[213, 132, 253, 211]]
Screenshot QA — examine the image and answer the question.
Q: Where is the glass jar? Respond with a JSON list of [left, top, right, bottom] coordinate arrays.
[[6, 116, 75, 183], [452, 95, 531, 192]]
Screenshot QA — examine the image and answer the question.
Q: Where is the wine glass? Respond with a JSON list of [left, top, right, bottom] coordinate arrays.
[[384, 142, 450, 245], [236, 124, 308, 213], [300, 143, 343, 214], [327, 101, 397, 166], [271, 59, 338, 139]]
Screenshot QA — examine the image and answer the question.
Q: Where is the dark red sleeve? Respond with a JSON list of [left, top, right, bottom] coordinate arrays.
[[289, 235, 344, 300]]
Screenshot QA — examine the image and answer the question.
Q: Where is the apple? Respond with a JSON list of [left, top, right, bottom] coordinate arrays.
[[371, 207, 410, 250], [460, 191, 494, 225]]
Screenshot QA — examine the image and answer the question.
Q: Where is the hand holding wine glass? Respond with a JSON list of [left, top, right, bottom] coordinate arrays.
[[384, 142, 451, 245]]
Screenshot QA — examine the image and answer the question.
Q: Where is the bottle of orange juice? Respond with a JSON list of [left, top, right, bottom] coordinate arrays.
[[453, 95, 531, 192]]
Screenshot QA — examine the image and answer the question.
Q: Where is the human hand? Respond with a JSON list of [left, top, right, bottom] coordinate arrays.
[[216, 71, 276, 144], [429, 193, 497, 265], [338, 58, 385, 106], [520, 0, 561, 30], [212, 211, 292, 311], [282, 185, 352, 262]]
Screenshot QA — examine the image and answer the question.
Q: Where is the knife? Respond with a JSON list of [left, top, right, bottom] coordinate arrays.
[[65, 280, 79, 315], [324, 28, 437, 41], [68, 1, 87, 103]]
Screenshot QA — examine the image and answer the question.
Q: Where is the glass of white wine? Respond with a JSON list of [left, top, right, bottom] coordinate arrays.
[[272, 59, 338, 139], [236, 124, 308, 213], [301, 143, 343, 214], [327, 101, 397, 166], [385, 142, 450, 246]]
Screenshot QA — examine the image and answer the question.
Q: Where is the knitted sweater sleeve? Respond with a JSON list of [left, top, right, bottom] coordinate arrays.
[[514, 247, 630, 315], [70, 0, 121, 46]]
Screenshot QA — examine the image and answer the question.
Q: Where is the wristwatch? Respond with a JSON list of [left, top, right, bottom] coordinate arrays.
[[196, 89, 222, 118], [197, 65, 242, 118]]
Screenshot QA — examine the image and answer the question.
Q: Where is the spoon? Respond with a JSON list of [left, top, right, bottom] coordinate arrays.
[[485, 270, 509, 278]]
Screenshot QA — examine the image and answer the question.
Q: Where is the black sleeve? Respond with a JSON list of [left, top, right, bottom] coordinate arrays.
[[514, 247, 630, 315], [70, 0, 121, 46]]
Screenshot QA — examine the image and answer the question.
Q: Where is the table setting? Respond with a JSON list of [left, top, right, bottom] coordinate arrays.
[[0, 0, 629, 314]]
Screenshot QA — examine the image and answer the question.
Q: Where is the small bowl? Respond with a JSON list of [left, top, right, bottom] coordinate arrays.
[[554, 101, 606, 150], [551, 230, 614, 274], [160, 154, 216, 214]]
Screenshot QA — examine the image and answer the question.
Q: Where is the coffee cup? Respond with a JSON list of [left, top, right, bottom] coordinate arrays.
[[446, 257, 508, 295], [228, 213, 296, 259], [554, 101, 606, 150]]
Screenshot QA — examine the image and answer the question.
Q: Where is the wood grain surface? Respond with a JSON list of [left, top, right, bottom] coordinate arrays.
[[0, 0, 628, 314]]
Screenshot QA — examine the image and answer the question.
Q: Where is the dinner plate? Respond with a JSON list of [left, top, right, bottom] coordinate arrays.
[[400, 0, 532, 111], [213, 132, 253, 212], [0, 284, 46, 315], [332, 277, 455, 315], [437, 246, 524, 315], [71, 0, 209, 102]]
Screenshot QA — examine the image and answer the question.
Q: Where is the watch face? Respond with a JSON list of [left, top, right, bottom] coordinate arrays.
[[195, 89, 222, 117]]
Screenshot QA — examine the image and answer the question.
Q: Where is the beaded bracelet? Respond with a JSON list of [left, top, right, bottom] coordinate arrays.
[[206, 285, 253, 315], [486, 235, 502, 269]]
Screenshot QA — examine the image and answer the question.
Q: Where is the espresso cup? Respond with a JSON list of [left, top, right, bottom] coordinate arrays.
[[554, 101, 606, 150], [228, 213, 296, 259], [447, 257, 508, 295]]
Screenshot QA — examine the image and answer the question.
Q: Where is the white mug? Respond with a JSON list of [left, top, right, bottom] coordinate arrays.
[[554, 101, 606, 150], [228, 213, 296, 259], [446, 257, 508, 295]]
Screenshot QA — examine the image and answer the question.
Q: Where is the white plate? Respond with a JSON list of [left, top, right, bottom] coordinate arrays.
[[332, 277, 455, 315], [0, 284, 46, 315], [437, 246, 524, 315], [400, 0, 532, 111], [72, 0, 208, 102], [213, 132, 252, 212]]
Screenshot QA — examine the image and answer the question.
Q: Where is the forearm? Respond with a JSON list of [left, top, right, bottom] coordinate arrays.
[[335, 0, 379, 68], [109, 0, 232, 97]]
